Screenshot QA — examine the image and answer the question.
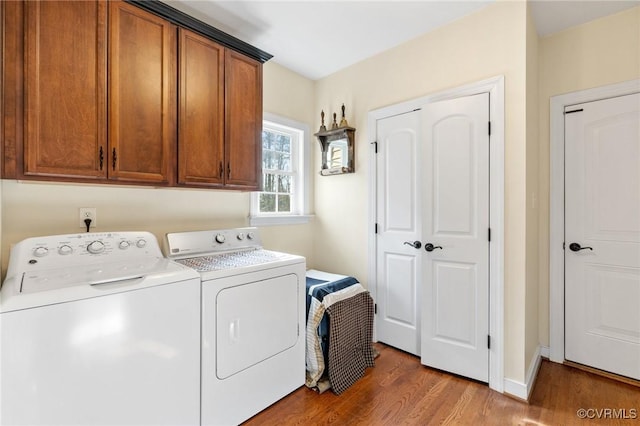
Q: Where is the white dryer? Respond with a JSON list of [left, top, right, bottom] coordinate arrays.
[[166, 228, 306, 426], [0, 232, 201, 425]]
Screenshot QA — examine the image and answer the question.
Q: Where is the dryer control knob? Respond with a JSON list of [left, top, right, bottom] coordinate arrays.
[[87, 240, 105, 254], [33, 246, 49, 257], [237, 233, 245, 241], [119, 240, 131, 250], [58, 245, 73, 256], [215, 234, 226, 244], [247, 232, 255, 240], [136, 239, 147, 248]]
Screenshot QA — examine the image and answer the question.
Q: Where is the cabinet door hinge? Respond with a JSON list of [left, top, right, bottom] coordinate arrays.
[[374, 303, 377, 314], [488, 121, 491, 136], [371, 141, 378, 153], [564, 108, 584, 115], [563, 242, 566, 250], [487, 335, 491, 349], [375, 223, 379, 234], [488, 228, 491, 242]]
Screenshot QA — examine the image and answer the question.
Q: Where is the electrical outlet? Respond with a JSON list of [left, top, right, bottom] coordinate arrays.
[[79, 207, 97, 228]]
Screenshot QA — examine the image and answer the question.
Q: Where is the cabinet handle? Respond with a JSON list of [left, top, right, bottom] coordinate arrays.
[[112, 148, 117, 171], [227, 163, 231, 179], [219, 162, 223, 179], [99, 146, 104, 171]]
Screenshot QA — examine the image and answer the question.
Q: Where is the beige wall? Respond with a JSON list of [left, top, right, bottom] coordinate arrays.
[[0, 61, 317, 274], [0, 181, 2, 277], [524, 3, 540, 380], [261, 62, 317, 259], [537, 6, 640, 348], [313, 1, 530, 382]]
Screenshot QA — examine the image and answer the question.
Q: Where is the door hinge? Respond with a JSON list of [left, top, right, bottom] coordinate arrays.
[[488, 121, 491, 136], [375, 223, 379, 234], [564, 108, 584, 115], [488, 228, 491, 242], [563, 242, 565, 250], [374, 303, 377, 314], [371, 141, 378, 153], [487, 335, 491, 349]]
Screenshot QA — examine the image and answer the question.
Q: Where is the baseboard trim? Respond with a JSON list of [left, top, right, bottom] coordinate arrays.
[[503, 345, 543, 402], [540, 346, 550, 359]]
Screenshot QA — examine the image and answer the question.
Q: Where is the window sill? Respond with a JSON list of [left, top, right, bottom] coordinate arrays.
[[248, 214, 314, 227]]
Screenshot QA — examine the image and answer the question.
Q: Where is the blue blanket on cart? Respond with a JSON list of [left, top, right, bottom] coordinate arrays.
[[305, 276, 359, 319], [305, 275, 361, 388]]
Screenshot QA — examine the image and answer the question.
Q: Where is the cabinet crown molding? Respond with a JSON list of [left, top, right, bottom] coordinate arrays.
[[127, 0, 272, 64]]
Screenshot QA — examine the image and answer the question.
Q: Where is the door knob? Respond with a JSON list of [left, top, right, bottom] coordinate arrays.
[[424, 243, 443, 252], [404, 240, 422, 249], [569, 242, 593, 252]]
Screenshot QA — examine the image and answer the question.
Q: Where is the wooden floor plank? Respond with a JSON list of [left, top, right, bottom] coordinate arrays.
[[243, 343, 640, 425]]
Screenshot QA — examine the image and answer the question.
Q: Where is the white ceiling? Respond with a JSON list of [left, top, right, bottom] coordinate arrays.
[[165, 0, 640, 80]]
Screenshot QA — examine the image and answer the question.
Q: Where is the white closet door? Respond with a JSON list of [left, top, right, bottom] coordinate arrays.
[[420, 93, 490, 383], [375, 110, 422, 355], [565, 93, 640, 380]]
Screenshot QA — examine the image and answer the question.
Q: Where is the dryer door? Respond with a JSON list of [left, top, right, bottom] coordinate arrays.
[[214, 273, 299, 379]]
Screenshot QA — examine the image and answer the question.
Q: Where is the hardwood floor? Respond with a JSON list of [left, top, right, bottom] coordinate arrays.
[[243, 343, 640, 425]]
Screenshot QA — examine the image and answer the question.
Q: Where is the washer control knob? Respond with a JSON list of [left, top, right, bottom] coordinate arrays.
[[136, 239, 147, 248], [33, 246, 49, 257], [247, 232, 255, 240], [58, 245, 73, 256], [87, 240, 105, 254], [237, 233, 245, 241], [215, 234, 226, 244], [119, 240, 131, 250]]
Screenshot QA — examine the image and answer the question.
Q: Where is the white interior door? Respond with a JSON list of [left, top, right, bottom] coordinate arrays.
[[375, 110, 422, 355], [565, 93, 640, 380], [420, 93, 490, 382]]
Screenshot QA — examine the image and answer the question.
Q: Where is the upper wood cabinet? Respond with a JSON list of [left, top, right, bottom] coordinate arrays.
[[2, 0, 269, 189], [225, 50, 263, 190], [23, 1, 107, 180], [109, 1, 176, 184], [178, 28, 225, 187], [178, 31, 262, 190]]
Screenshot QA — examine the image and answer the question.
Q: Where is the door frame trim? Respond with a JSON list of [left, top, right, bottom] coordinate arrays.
[[367, 75, 505, 392], [549, 79, 640, 363]]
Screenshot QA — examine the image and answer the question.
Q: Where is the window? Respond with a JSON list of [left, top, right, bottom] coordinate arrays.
[[250, 113, 311, 225], [260, 126, 295, 213]]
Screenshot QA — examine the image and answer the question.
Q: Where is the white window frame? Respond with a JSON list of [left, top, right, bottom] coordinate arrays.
[[250, 113, 312, 226]]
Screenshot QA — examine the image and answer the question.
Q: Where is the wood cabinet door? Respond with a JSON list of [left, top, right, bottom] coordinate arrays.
[[24, 1, 107, 179], [225, 50, 262, 190], [178, 29, 225, 187], [109, 1, 176, 184]]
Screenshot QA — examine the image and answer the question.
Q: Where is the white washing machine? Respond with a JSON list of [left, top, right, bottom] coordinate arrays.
[[166, 227, 306, 426], [0, 232, 201, 425]]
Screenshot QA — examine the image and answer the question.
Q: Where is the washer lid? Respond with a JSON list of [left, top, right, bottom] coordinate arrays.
[[1, 258, 199, 313], [21, 257, 173, 293]]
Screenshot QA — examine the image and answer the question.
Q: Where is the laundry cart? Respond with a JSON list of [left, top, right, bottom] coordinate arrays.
[[305, 269, 375, 394]]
